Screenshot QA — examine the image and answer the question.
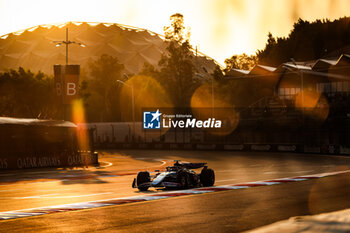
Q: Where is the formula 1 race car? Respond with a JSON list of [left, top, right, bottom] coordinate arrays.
[[132, 161, 215, 191]]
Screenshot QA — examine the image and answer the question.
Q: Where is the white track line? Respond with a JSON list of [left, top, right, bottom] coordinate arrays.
[[99, 161, 113, 168]]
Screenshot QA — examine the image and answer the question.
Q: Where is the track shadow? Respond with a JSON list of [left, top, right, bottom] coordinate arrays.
[[0, 168, 113, 185]]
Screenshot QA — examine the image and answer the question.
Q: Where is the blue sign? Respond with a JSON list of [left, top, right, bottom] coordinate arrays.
[[143, 109, 161, 129]]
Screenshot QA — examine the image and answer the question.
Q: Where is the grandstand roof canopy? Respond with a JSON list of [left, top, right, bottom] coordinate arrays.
[[0, 22, 217, 76], [225, 53, 350, 79]]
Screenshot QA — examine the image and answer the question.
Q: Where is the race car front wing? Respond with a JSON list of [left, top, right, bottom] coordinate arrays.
[[132, 179, 181, 189]]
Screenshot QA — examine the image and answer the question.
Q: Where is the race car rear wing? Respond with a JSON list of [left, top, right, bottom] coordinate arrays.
[[181, 162, 207, 169]]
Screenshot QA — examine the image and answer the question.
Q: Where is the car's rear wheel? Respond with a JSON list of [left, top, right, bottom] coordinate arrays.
[[137, 171, 150, 191], [177, 172, 189, 189], [200, 168, 215, 187]]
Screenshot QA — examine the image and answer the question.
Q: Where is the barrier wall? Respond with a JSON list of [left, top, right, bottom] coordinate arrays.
[[0, 151, 98, 170], [0, 118, 98, 170], [101, 142, 350, 155]]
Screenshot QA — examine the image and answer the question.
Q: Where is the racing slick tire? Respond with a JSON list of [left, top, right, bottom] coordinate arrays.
[[200, 168, 215, 187], [177, 172, 189, 189], [137, 171, 150, 191]]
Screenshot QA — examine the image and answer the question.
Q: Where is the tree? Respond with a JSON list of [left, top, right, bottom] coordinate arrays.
[[87, 54, 124, 121], [224, 53, 258, 73], [164, 13, 191, 43], [158, 13, 197, 107], [212, 65, 224, 81], [257, 17, 350, 66], [139, 62, 159, 78], [0, 67, 57, 118], [267, 32, 276, 46]]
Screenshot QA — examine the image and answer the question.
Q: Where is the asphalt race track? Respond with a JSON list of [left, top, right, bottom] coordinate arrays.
[[1, 150, 350, 232]]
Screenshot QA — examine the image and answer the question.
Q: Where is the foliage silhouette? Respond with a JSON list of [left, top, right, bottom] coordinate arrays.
[[0, 67, 57, 118], [257, 17, 350, 66]]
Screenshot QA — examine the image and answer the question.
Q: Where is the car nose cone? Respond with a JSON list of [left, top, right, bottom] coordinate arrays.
[[152, 172, 174, 186]]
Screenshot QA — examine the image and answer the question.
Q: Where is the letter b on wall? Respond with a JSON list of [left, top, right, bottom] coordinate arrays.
[[54, 65, 80, 104], [65, 65, 80, 104]]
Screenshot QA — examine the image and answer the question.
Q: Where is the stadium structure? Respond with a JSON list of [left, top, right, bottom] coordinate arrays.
[[0, 21, 217, 76]]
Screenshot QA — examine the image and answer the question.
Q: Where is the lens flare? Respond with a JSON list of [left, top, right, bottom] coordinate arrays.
[[72, 99, 90, 152], [190, 83, 239, 136], [119, 75, 174, 139], [295, 90, 329, 121]]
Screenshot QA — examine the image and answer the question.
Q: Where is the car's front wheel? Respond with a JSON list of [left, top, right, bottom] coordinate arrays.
[[137, 171, 150, 191]]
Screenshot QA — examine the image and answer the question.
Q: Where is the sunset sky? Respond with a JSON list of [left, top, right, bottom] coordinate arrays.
[[0, 0, 349, 64]]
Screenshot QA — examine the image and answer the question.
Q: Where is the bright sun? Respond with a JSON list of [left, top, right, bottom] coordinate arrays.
[[1, 0, 350, 64]]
